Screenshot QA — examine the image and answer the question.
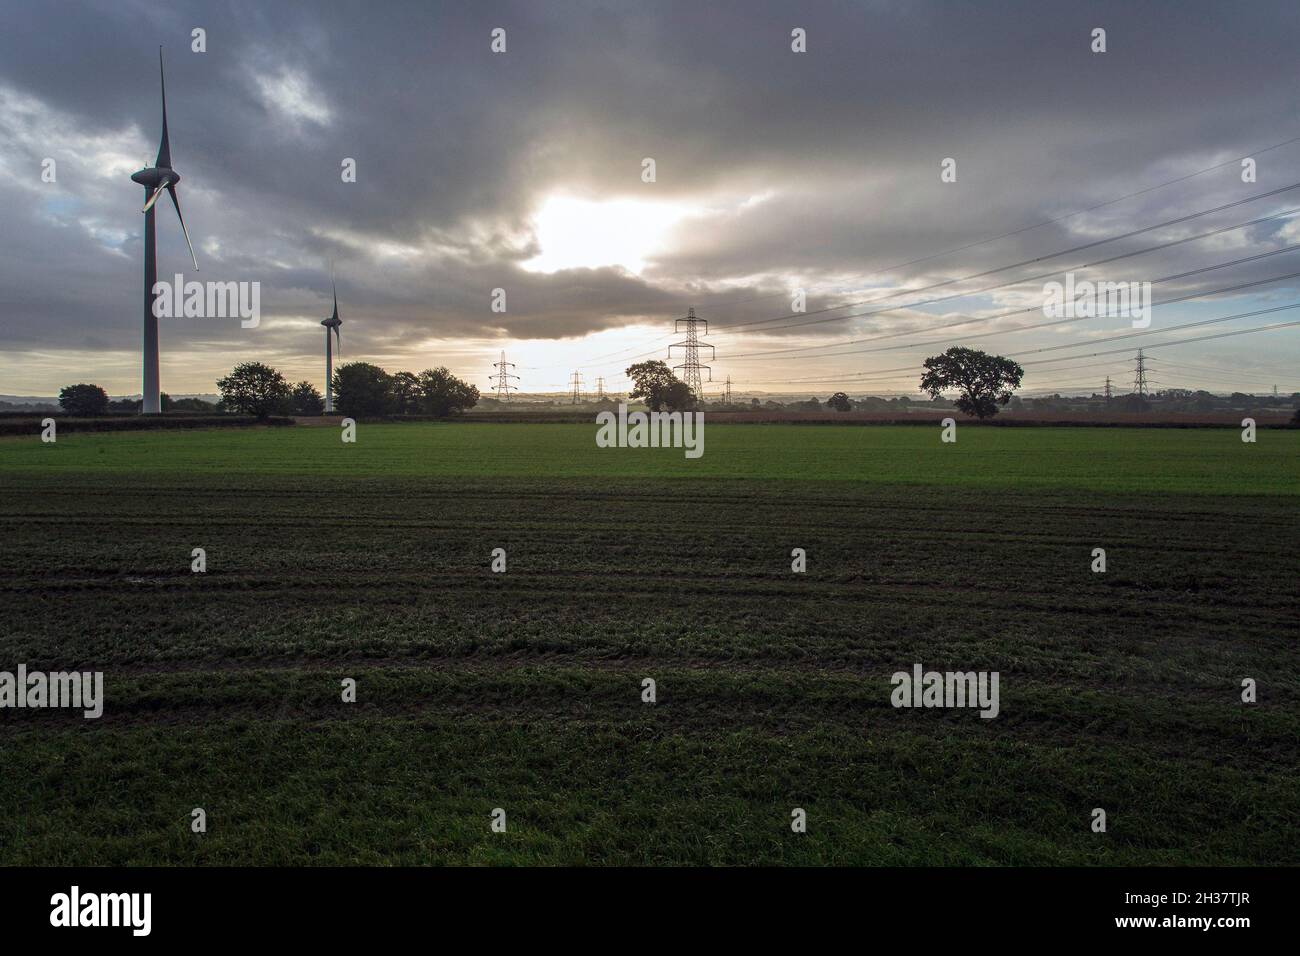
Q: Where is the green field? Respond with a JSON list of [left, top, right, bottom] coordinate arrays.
[[1, 422, 1297, 864], [7, 422, 1298, 493]]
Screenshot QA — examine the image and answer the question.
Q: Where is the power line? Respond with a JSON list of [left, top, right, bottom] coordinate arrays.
[[736, 309, 1300, 387], [681, 133, 1300, 312], [715, 213, 1300, 362], [580, 196, 1300, 375], [710, 187, 1300, 338], [723, 260, 1300, 366], [572, 137, 1300, 370]]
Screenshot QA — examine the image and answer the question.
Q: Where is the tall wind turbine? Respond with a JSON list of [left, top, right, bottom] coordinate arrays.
[[130, 47, 198, 415], [321, 275, 342, 412]]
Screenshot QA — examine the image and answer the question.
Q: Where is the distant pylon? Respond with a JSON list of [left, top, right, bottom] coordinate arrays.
[[723, 375, 733, 404], [490, 350, 518, 401], [668, 307, 716, 401], [1104, 376, 1112, 402], [569, 371, 583, 404], [1133, 350, 1148, 396]]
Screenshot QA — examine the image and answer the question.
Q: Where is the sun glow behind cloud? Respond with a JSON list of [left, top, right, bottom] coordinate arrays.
[[521, 195, 697, 275]]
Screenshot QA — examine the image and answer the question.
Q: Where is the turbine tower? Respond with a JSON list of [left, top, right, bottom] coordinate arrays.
[[130, 48, 198, 415], [321, 275, 342, 412]]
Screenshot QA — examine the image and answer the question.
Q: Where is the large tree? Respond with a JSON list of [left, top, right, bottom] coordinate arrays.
[[416, 367, 479, 417], [626, 360, 695, 411], [289, 381, 325, 416], [216, 362, 291, 419], [58, 383, 109, 416], [390, 371, 423, 414], [826, 391, 852, 412], [919, 347, 1023, 419], [332, 362, 394, 417]]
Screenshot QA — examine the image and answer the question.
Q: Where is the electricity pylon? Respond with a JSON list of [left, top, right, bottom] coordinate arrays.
[[569, 371, 583, 404], [595, 376, 605, 401], [723, 375, 733, 404], [668, 307, 715, 401], [1133, 350, 1148, 396], [490, 351, 518, 401]]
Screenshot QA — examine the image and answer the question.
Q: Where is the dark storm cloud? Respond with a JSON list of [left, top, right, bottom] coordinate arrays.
[[1, 0, 1299, 389]]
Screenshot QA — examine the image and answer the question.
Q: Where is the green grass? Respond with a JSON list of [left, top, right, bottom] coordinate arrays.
[[3, 421, 1296, 493], [0, 423, 1296, 864]]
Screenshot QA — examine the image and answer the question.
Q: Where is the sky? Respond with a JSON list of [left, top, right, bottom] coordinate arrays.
[[1, 0, 1299, 399]]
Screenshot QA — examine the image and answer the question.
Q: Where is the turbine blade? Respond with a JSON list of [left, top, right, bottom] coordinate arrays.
[[142, 185, 165, 213], [167, 184, 199, 271], [156, 47, 171, 168]]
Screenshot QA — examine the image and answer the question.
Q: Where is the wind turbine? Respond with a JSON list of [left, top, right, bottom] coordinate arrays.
[[321, 273, 342, 412], [130, 47, 198, 415]]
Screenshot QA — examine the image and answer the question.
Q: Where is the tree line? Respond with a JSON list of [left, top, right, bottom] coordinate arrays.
[[216, 361, 479, 419]]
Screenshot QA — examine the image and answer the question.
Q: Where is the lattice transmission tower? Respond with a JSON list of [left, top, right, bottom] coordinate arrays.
[[595, 377, 605, 401], [490, 351, 518, 401], [1132, 350, 1149, 397], [723, 375, 733, 404], [569, 371, 584, 404], [668, 307, 715, 401]]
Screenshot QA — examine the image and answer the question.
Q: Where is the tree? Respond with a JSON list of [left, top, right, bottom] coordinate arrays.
[[168, 397, 218, 412], [390, 371, 422, 414], [333, 362, 394, 417], [416, 367, 479, 417], [919, 347, 1023, 419], [58, 383, 109, 416], [826, 391, 852, 412], [216, 362, 291, 419], [289, 381, 325, 416], [626, 360, 695, 411]]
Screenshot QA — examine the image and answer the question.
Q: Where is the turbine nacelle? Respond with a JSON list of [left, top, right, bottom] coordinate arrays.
[[131, 167, 180, 189]]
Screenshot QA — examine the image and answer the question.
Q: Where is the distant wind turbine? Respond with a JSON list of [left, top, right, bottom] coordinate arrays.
[[130, 47, 198, 415], [321, 274, 342, 412]]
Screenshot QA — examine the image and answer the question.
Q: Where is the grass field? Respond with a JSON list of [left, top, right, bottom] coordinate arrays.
[[1, 422, 1297, 865]]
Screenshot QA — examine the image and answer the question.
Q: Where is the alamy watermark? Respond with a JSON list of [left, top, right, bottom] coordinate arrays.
[[0, 664, 103, 718], [151, 272, 260, 328], [595, 403, 704, 459], [1043, 272, 1151, 329], [890, 663, 1000, 718], [50, 886, 150, 936]]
